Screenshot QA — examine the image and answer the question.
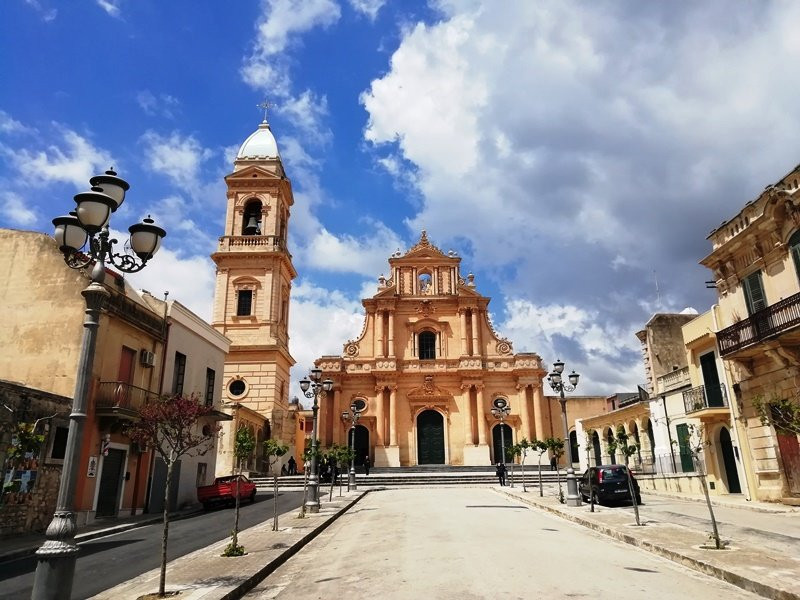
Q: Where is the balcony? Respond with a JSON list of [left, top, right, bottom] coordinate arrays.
[[658, 367, 690, 393], [683, 383, 728, 415], [216, 235, 285, 252], [95, 381, 159, 419], [717, 291, 800, 357]]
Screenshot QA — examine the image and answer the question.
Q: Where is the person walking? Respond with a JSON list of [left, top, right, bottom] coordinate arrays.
[[364, 452, 370, 476], [287, 456, 296, 475], [495, 461, 507, 486]]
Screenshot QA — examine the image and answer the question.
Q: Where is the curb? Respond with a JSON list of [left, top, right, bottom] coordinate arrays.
[[498, 489, 800, 600], [640, 489, 800, 514], [220, 490, 369, 600], [0, 508, 204, 565]]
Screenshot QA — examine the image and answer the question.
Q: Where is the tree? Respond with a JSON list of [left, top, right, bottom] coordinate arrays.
[[545, 437, 565, 502], [328, 444, 354, 495], [263, 438, 288, 531], [532, 439, 548, 497], [583, 428, 595, 468], [126, 394, 218, 597], [615, 426, 639, 467], [222, 427, 256, 557], [687, 423, 724, 549], [753, 392, 800, 436], [511, 439, 532, 492]]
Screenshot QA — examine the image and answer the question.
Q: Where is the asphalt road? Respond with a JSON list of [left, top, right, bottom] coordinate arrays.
[[245, 488, 764, 599], [0, 491, 303, 600]]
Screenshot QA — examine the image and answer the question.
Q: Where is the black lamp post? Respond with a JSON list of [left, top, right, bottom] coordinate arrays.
[[299, 368, 332, 513], [547, 359, 582, 507], [341, 403, 361, 491], [32, 169, 166, 600]]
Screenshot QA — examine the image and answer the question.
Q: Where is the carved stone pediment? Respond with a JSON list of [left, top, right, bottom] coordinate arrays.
[[407, 375, 452, 419]]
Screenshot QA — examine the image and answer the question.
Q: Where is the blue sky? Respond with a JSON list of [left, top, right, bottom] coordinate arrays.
[[3, 1, 800, 397]]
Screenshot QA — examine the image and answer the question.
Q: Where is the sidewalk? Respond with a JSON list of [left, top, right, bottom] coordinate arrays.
[[0, 506, 204, 564], [498, 487, 800, 600], [641, 487, 800, 514], [89, 490, 367, 599]]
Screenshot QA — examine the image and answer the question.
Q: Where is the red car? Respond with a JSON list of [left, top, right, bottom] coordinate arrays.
[[197, 475, 257, 509]]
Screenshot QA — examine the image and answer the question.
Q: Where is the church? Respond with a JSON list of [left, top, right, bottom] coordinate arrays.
[[211, 116, 605, 473], [312, 232, 606, 467]]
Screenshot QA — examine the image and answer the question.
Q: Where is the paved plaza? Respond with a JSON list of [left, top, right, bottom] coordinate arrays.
[[244, 488, 768, 600]]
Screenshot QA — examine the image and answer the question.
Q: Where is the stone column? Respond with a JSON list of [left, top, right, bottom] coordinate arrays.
[[533, 383, 546, 442], [387, 310, 395, 358], [462, 384, 473, 445], [332, 388, 342, 445], [376, 310, 384, 358], [518, 384, 532, 441], [459, 309, 468, 355], [476, 385, 487, 446], [374, 386, 385, 446], [389, 386, 398, 446], [470, 309, 479, 356]]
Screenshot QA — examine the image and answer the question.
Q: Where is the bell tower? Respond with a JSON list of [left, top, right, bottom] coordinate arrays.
[[211, 116, 296, 444]]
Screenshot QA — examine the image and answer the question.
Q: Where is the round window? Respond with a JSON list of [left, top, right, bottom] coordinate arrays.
[[229, 379, 246, 397], [352, 398, 367, 412]]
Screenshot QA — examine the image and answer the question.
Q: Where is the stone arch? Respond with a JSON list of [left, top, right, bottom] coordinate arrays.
[[242, 198, 263, 235]]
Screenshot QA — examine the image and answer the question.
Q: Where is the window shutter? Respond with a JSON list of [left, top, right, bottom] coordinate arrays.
[[743, 271, 766, 315]]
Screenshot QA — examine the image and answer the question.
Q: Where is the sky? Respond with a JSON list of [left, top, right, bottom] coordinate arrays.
[[3, 0, 800, 400]]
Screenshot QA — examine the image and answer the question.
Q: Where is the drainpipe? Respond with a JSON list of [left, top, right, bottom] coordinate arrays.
[[712, 305, 754, 501]]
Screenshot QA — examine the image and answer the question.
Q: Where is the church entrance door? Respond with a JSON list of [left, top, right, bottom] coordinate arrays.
[[353, 424, 369, 466], [417, 410, 445, 464]]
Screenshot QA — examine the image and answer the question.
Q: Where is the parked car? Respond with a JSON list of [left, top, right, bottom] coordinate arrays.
[[197, 474, 257, 509], [579, 465, 642, 505]]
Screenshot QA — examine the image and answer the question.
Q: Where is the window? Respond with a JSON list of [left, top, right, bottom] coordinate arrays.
[[743, 271, 766, 315], [50, 426, 68, 460], [229, 379, 246, 397], [205, 368, 216, 407], [172, 352, 186, 395], [419, 331, 436, 360], [790, 230, 800, 283], [237, 290, 253, 316]]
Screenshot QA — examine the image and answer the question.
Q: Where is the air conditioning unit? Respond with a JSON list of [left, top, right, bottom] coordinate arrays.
[[140, 350, 156, 368]]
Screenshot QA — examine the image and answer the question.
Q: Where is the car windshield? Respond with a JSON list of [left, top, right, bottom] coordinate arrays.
[[600, 467, 628, 480]]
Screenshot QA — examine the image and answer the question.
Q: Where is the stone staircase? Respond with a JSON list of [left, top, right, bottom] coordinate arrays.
[[251, 465, 565, 489]]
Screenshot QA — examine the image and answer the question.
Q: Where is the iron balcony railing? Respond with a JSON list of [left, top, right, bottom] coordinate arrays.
[[683, 383, 728, 414], [95, 381, 159, 414], [717, 291, 800, 357]]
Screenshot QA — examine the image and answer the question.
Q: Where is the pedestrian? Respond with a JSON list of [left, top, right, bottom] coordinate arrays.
[[364, 452, 370, 476], [550, 455, 557, 471], [280, 463, 288, 476], [495, 461, 506, 486], [287, 456, 296, 475]]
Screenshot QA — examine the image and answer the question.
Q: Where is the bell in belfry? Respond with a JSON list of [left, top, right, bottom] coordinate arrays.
[[243, 215, 260, 235]]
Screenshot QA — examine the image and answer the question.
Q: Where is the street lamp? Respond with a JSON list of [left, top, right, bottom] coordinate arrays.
[[341, 402, 361, 491], [299, 368, 333, 513], [491, 397, 511, 485], [33, 169, 166, 599], [547, 359, 581, 507]]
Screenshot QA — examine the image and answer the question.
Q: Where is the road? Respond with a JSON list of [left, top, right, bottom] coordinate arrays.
[[0, 491, 303, 600], [245, 488, 764, 599]]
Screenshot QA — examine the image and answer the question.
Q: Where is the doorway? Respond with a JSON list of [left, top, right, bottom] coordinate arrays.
[[417, 410, 445, 464], [718, 427, 741, 493], [700, 352, 723, 407], [96, 448, 126, 517], [492, 424, 513, 464], [353, 425, 370, 466]]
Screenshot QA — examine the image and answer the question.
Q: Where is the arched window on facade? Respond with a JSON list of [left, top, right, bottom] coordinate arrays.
[[242, 199, 262, 235], [790, 230, 800, 282], [418, 331, 436, 360], [418, 272, 432, 294]]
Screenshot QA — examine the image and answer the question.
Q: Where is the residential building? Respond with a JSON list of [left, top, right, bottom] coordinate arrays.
[[700, 165, 800, 503]]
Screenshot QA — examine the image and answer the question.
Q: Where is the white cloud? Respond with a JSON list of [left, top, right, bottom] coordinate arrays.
[[279, 91, 331, 145], [348, 0, 385, 20], [288, 278, 365, 399], [24, 0, 57, 22], [140, 130, 214, 188], [0, 110, 32, 134], [241, 0, 341, 94], [299, 223, 405, 276], [96, 0, 121, 17], [1, 125, 114, 189], [136, 91, 180, 119], [1, 191, 37, 226]]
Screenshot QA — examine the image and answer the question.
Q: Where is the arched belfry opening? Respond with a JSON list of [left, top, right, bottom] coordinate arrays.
[[242, 199, 262, 235]]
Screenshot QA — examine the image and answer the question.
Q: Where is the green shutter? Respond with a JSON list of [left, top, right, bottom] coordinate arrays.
[[790, 230, 800, 283], [743, 271, 766, 315]]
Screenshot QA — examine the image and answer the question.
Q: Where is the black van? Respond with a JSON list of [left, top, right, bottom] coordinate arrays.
[[579, 465, 642, 505]]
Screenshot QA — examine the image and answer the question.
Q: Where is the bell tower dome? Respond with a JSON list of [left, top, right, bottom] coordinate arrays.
[[210, 116, 296, 452]]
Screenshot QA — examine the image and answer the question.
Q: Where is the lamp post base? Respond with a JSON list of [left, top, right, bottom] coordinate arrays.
[[305, 478, 320, 513], [565, 468, 582, 507], [348, 468, 357, 491]]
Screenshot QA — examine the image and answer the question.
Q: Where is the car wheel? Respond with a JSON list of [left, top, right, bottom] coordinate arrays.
[[250, 490, 257, 504], [202, 502, 212, 511], [635, 494, 642, 505], [591, 491, 601, 506]]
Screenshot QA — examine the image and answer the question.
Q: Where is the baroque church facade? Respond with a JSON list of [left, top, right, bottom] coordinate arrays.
[[210, 118, 297, 474], [314, 233, 606, 467]]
